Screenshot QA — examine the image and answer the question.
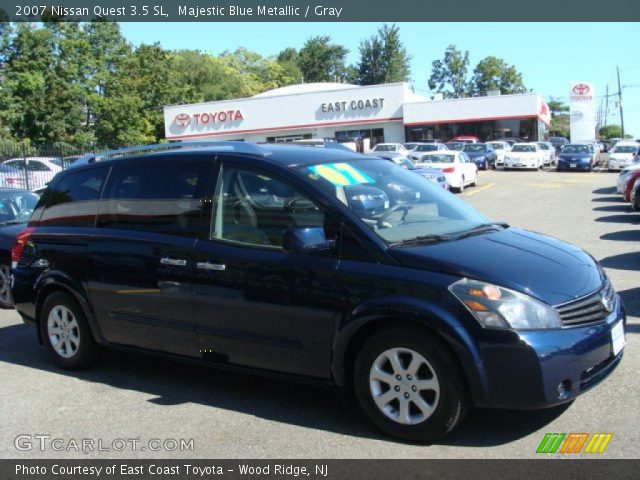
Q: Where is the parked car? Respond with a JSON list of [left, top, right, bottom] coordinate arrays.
[[0, 163, 28, 189], [11, 142, 626, 443], [549, 136, 569, 153], [587, 141, 600, 165], [630, 177, 640, 211], [1, 157, 62, 190], [537, 142, 556, 166], [462, 143, 498, 170], [608, 142, 639, 171], [0, 188, 40, 308], [556, 144, 594, 172], [447, 136, 479, 144], [407, 143, 448, 161], [486, 141, 511, 168], [445, 142, 465, 151], [499, 137, 524, 146], [414, 150, 478, 192], [622, 169, 640, 202], [386, 157, 449, 190], [504, 143, 544, 170], [371, 143, 408, 154], [616, 162, 640, 194], [403, 143, 422, 151]]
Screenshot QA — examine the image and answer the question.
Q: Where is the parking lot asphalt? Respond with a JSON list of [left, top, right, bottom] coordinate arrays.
[[1, 166, 638, 459]]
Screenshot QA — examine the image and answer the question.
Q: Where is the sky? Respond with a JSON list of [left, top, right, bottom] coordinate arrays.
[[120, 22, 640, 137]]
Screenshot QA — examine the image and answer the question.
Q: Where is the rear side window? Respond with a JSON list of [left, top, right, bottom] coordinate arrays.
[[97, 159, 213, 238], [38, 167, 108, 227]]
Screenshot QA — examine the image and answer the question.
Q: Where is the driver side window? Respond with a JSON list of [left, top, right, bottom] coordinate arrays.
[[211, 165, 325, 249]]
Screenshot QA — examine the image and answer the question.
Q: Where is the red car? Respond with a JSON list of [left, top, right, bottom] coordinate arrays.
[[447, 136, 480, 144], [630, 177, 640, 211], [623, 169, 640, 202]]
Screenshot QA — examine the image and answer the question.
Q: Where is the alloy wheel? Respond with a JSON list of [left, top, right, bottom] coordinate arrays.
[[369, 347, 440, 425], [47, 305, 80, 359]]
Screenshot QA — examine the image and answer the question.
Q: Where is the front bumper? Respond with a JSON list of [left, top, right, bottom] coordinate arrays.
[[609, 159, 631, 171], [557, 159, 591, 171], [505, 159, 537, 169], [474, 294, 626, 409]]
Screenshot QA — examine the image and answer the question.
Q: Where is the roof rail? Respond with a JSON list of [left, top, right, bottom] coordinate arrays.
[[92, 141, 266, 161]]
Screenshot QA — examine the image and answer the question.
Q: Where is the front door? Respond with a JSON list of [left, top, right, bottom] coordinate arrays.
[[192, 162, 338, 378], [87, 157, 215, 357]]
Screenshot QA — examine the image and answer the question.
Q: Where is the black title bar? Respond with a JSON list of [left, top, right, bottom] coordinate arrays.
[[1, 0, 639, 22]]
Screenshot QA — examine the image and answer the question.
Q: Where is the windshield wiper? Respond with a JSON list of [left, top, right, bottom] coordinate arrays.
[[452, 222, 509, 240], [389, 234, 454, 247], [0, 220, 24, 226]]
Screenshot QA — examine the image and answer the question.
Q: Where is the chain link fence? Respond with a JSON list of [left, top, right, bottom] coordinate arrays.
[[0, 142, 110, 192]]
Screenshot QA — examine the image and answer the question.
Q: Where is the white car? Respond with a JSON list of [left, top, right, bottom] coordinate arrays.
[[371, 143, 408, 154], [1, 157, 62, 190], [504, 143, 544, 170], [616, 163, 640, 193], [537, 142, 556, 166], [487, 141, 511, 167], [407, 143, 448, 161], [414, 150, 478, 193], [608, 142, 639, 171]]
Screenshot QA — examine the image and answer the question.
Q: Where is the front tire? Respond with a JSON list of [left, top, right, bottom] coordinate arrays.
[[39, 292, 99, 369], [353, 326, 469, 443], [0, 263, 13, 308]]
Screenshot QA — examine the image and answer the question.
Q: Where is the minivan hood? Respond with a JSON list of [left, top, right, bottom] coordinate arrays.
[[388, 227, 602, 306]]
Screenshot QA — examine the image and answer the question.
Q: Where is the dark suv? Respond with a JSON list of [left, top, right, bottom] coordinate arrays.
[[11, 143, 625, 442]]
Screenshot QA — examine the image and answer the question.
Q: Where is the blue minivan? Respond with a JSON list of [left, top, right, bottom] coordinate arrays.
[[11, 143, 625, 442]]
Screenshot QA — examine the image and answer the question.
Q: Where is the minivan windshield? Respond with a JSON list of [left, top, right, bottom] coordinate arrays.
[[298, 159, 491, 245]]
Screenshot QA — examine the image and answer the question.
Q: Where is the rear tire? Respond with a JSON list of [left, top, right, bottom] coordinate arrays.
[[353, 325, 469, 443], [39, 292, 99, 370], [457, 177, 465, 193], [0, 263, 13, 309]]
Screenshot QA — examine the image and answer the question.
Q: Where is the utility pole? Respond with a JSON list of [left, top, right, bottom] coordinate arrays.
[[604, 85, 609, 127], [616, 66, 625, 137]]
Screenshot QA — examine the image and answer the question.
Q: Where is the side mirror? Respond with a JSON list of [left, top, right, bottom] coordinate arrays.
[[282, 227, 335, 253]]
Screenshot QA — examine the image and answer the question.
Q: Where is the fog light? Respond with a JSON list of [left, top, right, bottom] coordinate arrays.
[[557, 380, 572, 400]]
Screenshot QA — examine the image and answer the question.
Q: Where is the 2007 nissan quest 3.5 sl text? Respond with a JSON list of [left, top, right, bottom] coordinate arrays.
[[11, 142, 626, 442]]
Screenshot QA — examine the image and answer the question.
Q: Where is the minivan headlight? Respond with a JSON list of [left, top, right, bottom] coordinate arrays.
[[449, 278, 562, 330]]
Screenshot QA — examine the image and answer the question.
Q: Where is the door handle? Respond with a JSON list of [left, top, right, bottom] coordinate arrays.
[[160, 257, 187, 267], [196, 261, 226, 271]]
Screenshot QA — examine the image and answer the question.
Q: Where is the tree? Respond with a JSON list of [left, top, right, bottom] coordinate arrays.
[[599, 125, 623, 139], [357, 24, 411, 85], [428, 45, 470, 98], [547, 98, 569, 117], [469, 56, 526, 96], [298, 36, 349, 83], [276, 47, 303, 84]]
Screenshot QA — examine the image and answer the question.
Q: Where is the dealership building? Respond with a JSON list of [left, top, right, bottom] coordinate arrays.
[[163, 82, 550, 149]]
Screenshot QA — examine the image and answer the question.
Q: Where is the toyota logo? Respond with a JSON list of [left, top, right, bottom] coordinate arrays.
[[174, 113, 191, 128], [572, 84, 590, 95]]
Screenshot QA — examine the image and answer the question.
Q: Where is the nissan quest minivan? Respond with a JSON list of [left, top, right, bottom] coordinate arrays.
[[11, 142, 626, 442]]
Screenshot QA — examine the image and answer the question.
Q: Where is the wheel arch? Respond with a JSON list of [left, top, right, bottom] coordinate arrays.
[[331, 301, 489, 406], [34, 272, 103, 345]]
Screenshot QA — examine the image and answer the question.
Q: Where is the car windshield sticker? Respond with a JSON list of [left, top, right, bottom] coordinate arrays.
[[308, 163, 374, 186]]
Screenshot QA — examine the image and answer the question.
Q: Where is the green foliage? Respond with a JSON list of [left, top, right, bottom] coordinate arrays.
[[547, 98, 569, 116], [357, 24, 411, 85], [599, 125, 624, 139], [428, 45, 470, 98], [470, 56, 526, 95], [298, 36, 349, 83]]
